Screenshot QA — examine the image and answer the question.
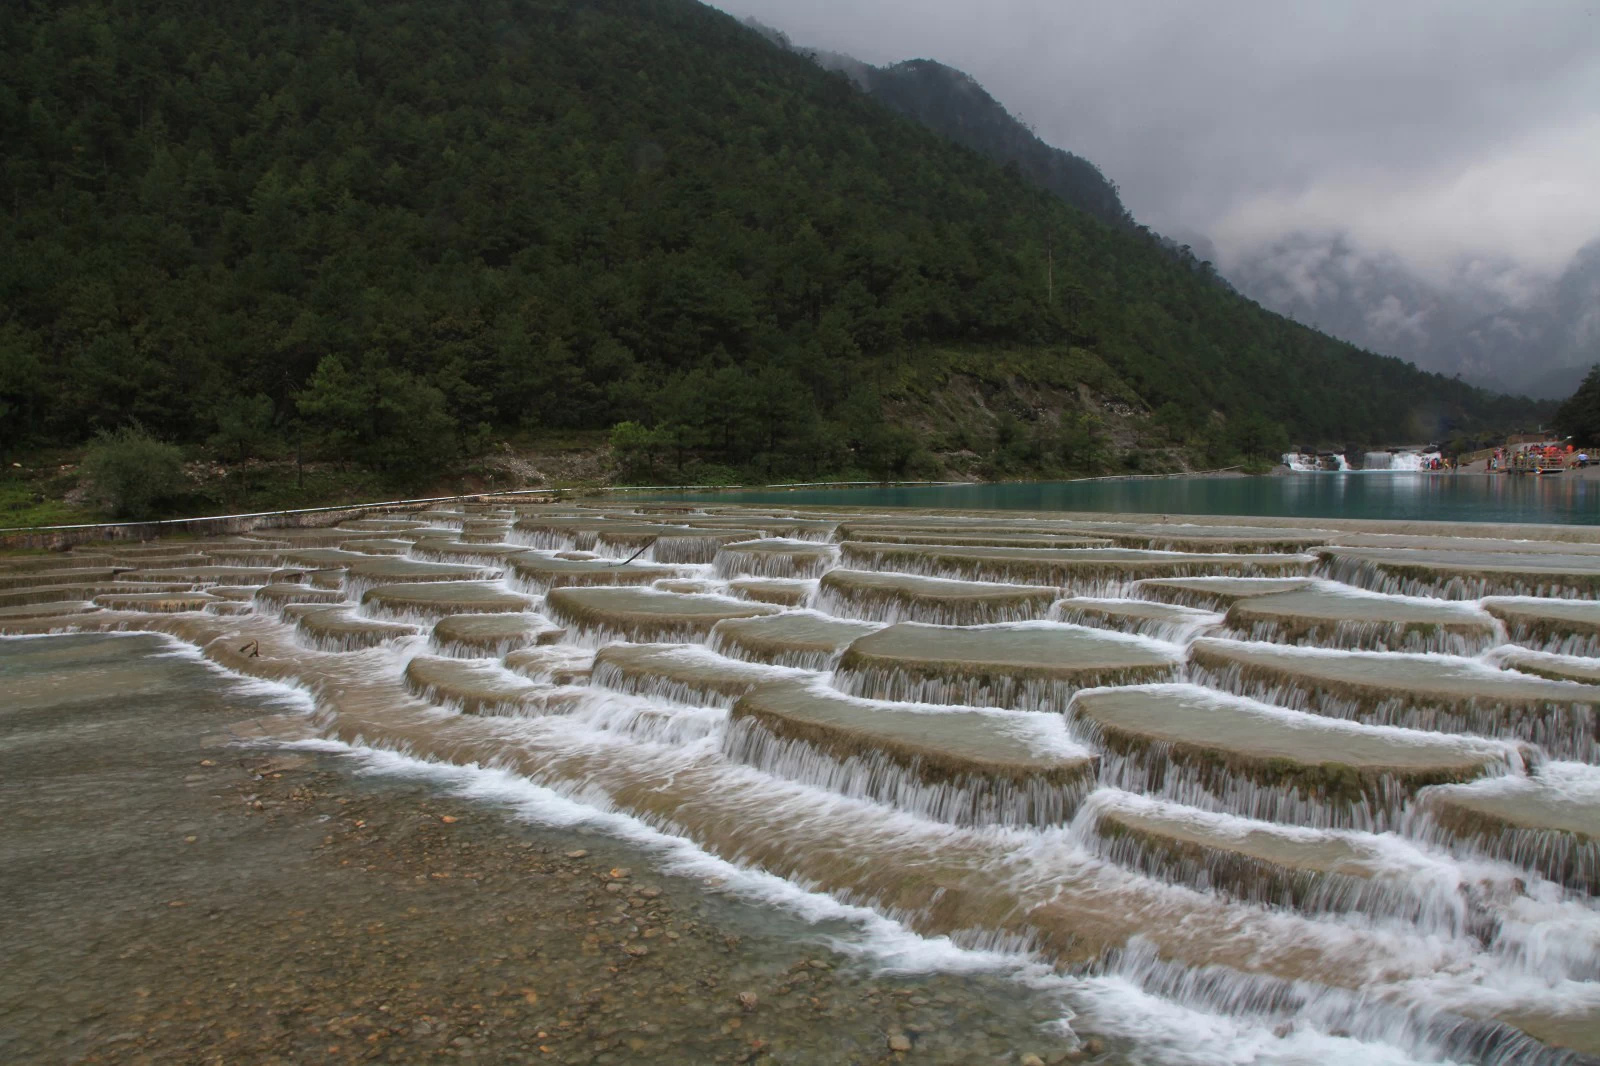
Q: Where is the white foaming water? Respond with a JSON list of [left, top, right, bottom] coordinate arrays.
[[1363, 450, 1443, 472], [1283, 452, 1318, 472], [1189, 638, 1600, 763], [24, 613, 1580, 1066], [1283, 453, 1354, 472], [18, 501, 1600, 1066], [270, 735, 1519, 1066], [1051, 597, 1225, 645]]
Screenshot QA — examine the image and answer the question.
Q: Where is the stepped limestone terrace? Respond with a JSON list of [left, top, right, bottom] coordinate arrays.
[[4, 502, 1600, 1065]]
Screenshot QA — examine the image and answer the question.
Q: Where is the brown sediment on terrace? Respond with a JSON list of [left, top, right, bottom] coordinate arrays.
[[342, 556, 501, 589], [0, 552, 114, 571], [0, 581, 201, 610], [459, 519, 512, 542], [242, 527, 397, 547], [1053, 522, 1333, 554], [116, 565, 289, 586], [841, 528, 1114, 550], [284, 604, 420, 650], [338, 538, 416, 555], [711, 538, 837, 579], [1084, 796, 1431, 918], [1318, 547, 1600, 599], [203, 547, 297, 567], [837, 541, 1314, 590], [107, 553, 222, 569], [78, 543, 197, 558], [1071, 685, 1514, 826], [339, 517, 430, 531], [279, 548, 381, 569], [682, 516, 841, 539], [817, 568, 1058, 625], [203, 585, 261, 602], [543, 585, 779, 643], [1488, 1007, 1600, 1060], [403, 654, 578, 716], [651, 578, 718, 595], [709, 611, 881, 668], [1416, 771, 1599, 892], [1131, 576, 1316, 611], [0, 599, 100, 621], [1188, 638, 1600, 761], [1056, 596, 1220, 638], [507, 552, 679, 592], [253, 583, 346, 610], [727, 578, 812, 607], [826, 516, 1257, 546], [834, 621, 1179, 709], [406, 510, 470, 525], [1329, 532, 1600, 556], [510, 518, 766, 563], [431, 612, 563, 655], [591, 643, 790, 705], [727, 677, 1097, 827], [360, 581, 534, 619], [503, 644, 594, 685], [92, 591, 220, 613], [1496, 650, 1600, 685], [408, 539, 533, 564], [0, 566, 127, 590], [1482, 596, 1600, 656], [1222, 586, 1497, 653]]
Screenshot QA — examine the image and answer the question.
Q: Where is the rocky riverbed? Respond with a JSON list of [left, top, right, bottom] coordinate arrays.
[[0, 634, 1093, 1065]]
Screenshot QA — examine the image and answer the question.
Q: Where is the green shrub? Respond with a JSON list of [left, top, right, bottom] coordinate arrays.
[[81, 424, 186, 519]]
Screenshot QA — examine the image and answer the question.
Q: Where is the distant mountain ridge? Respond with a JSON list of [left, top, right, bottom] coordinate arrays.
[[744, 20, 1134, 231], [1223, 235, 1600, 399], [742, 17, 1595, 402]]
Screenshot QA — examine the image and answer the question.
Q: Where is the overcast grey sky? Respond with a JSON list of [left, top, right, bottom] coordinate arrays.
[[711, 0, 1600, 284]]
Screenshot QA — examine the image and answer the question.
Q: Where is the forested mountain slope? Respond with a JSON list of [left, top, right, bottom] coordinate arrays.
[[840, 54, 1134, 231], [0, 0, 1537, 485], [741, 21, 1133, 232]]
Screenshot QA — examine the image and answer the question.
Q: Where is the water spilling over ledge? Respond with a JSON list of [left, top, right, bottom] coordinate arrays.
[[544, 585, 780, 643], [1188, 638, 1600, 762], [726, 677, 1098, 827], [838, 541, 1316, 595], [6, 499, 1600, 1064], [833, 620, 1181, 711], [1219, 583, 1499, 654], [1484, 597, 1600, 657], [709, 611, 882, 669], [1055, 596, 1222, 641], [816, 568, 1059, 624], [1068, 683, 1520, 830]]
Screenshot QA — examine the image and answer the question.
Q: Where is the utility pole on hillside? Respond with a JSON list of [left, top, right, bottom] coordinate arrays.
[[1046, 233, 1054, 307]]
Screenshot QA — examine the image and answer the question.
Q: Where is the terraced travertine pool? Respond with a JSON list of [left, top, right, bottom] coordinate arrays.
[[3, 501, 1599, 1066]]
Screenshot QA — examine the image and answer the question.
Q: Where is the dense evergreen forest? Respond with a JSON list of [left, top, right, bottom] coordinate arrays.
[[0, 0, 1540, 493]]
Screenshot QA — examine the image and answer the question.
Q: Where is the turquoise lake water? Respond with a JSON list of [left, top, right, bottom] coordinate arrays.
[[642, 473, 1600, 525]]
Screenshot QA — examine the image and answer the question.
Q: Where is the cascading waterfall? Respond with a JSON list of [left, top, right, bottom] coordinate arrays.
[[1070, 790, 1480, 934], [719, 714, 1096, 828], [7, 499, 1600, 1065], [1187, 653, 1599, 763]]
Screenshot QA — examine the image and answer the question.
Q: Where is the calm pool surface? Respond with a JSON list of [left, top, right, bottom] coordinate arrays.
[[640, 473, 1600, 525]]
